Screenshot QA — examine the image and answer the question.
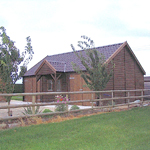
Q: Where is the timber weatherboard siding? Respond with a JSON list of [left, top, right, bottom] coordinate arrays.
[[23, 76, 36, 102], [144, 76, 150, 97]]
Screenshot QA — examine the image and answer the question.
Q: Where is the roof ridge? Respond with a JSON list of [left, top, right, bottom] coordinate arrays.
[[48, 60, 66, 64], [25, 55, 48, 72], [95, 42, 124, 49], [47, 42, 125, 57]]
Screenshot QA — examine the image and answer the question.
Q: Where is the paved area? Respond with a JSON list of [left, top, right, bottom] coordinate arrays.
[[0, 100, 91, 118]]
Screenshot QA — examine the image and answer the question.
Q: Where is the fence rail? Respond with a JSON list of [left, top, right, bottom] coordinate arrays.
[[0, 89, 150, 121]]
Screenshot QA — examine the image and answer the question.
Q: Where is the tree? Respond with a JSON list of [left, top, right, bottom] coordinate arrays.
[[71, 36, 114, 105], [0, 26, 34, 115]]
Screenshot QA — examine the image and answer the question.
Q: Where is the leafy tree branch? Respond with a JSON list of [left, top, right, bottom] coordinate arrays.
[[0, 26, 34, 115], [71, 36, 114, 105]]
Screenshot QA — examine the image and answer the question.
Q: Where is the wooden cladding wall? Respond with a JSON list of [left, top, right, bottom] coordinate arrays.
[[68, 73, 94, 106], [114, 49, 125, 90], [135, 64, 144, 97], [99, 46, 144, 104], [69, 73, 82, 104], [23, 76, 36, 102], [61, 73, 68, 92], [112, 48, 126, 103], [36, 63, 54, 75]]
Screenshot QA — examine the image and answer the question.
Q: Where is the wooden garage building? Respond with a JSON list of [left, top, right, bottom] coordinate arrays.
[[23, 41, 145, 104]]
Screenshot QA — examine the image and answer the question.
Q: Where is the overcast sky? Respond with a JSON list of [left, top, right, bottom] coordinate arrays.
[[0, 0, 150, 83]]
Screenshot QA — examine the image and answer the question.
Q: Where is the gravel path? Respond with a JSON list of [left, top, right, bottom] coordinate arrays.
[[0, 100, 91, 118], [1, 100, 148, 118], [0, 100, 55, 118]]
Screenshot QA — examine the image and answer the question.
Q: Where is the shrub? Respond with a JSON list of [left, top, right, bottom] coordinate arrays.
[[41, 109, 53, 118], [22, 105, 42, 115], [43, 109, 53, 113], [55, 95, 68, 112], [55, 104, 67, 112], [70, 105, 80, 111]]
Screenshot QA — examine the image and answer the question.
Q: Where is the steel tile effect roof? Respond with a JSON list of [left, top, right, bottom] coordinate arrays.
[[23, 42, 124, 76]]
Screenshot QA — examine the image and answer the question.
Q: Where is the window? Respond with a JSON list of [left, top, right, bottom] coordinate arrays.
[[47, 79, 53, 91], [57, 79, 61, 92]]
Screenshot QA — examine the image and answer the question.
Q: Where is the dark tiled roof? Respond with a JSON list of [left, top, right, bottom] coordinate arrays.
[[23, 42, 123, 76], [47, 60, 66, 72]]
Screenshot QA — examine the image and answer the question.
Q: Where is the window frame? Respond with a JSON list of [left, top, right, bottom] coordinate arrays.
[[47, 79, 53, 91], [57, 79, 61, 92]]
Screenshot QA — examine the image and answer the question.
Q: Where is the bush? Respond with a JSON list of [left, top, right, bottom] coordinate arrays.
[[22, 105, 42, 115], [43, 109, 53, 113], [55, 95, 68, 112], [70, 105, 80, 111], [55, 104, 67, 112], [41, 109, 53, 118]]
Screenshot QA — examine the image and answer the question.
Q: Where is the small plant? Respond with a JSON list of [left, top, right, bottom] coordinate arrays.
[[41, 109, 53, 118], [70, 105, 80, 111], [55, 95, 69, 112], [43, 109, 53, 113], [22, 104, 42, 115]]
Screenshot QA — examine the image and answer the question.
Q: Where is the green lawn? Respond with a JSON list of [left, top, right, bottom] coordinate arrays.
[[11, 96, 23, 101], [0, 107, 150, 150]]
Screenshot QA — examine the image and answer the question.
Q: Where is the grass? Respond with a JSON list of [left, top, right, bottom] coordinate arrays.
[[0, 107, 150, 150], [11, 96, 23, 101]]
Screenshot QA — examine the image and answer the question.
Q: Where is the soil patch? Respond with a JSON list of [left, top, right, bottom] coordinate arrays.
[[0, 107, 129, 130], [1, 100, 150, 130]]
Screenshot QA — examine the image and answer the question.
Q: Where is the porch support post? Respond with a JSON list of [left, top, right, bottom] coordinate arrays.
[[36, 75, 41, 82], [51, 73, 62, 92], [54, 73, 57, 92], [51, 73, 57, 92]]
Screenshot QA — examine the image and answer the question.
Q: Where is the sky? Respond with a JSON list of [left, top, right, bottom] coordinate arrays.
[[0, 0, 150, 83]]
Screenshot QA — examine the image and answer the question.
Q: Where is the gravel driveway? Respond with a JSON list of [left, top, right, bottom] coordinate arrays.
[[0, 100, 56, 118], [0, 100, 91, 118]]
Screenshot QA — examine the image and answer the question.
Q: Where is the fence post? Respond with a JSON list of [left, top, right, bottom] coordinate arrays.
[[112, 91, 114, 107], [66, 94, 69, 112], [32, 95, 36, 114], [91, 94, 94, 110], [99, 94, 102, 111], [141, 90, 144, 106], [127, 92, 130, 109]]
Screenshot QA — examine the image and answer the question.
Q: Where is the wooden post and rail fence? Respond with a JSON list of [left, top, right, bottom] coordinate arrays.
[[0, 89, 150, 121]]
